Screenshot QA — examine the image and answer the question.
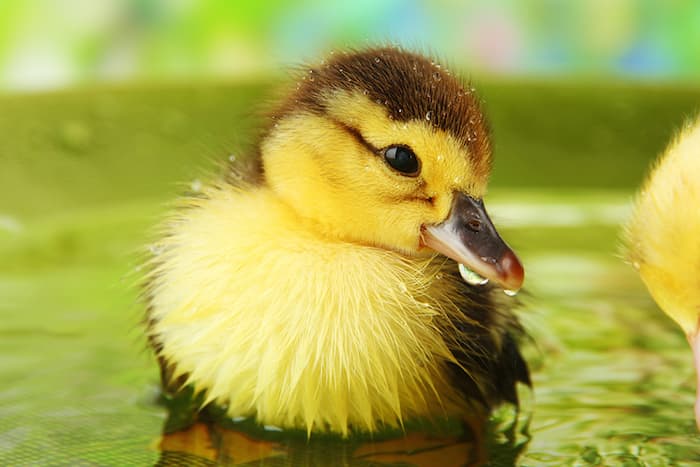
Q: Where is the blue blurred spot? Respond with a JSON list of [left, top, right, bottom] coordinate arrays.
[[617, 40, 674, 78]]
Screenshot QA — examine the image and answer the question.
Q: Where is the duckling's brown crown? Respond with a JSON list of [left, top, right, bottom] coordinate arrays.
[[271, 47, 492, 170]]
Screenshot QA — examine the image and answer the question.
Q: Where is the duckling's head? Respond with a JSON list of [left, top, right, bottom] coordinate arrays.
[[262, 47, 523, 290]]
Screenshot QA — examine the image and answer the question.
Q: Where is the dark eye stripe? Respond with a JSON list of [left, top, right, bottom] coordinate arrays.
[[328, 118, 378, 154], [327, 118, 421, 177], [384, 146, 420, 176]]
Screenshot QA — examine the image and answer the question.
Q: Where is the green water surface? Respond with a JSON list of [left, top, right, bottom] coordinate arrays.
[[1, 79, 700, 465]]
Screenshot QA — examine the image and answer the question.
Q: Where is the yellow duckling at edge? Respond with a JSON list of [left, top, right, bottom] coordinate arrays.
[[144, 46, 529, 437], [625, 115, 700, 430]]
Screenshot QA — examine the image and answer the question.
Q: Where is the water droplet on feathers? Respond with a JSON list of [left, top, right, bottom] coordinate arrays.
[[425, 111, 432, 121], [504, 289, 519, 297], [149, 244, 164, 256]]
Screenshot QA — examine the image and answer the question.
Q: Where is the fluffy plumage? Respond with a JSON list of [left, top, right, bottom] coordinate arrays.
[[624, 115, 700, 429], [144, 47, 529, 436]]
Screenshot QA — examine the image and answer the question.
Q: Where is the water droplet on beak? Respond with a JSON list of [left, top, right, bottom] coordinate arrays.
[[458, 263, 489, 286]]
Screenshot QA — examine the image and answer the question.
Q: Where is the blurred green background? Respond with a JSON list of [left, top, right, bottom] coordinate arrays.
[[0, 0, 699, 91], [2, 1, 700, 465]]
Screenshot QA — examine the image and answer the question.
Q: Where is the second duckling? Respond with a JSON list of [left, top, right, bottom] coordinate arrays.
[[625, 115, 700, 429]]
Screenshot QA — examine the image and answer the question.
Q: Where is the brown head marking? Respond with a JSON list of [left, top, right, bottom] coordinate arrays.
[[270, 46, 492, 176]]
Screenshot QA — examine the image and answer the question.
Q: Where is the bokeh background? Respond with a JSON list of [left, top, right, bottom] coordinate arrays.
[[3, 1, 700, 465], [1, 0, 699, 91]]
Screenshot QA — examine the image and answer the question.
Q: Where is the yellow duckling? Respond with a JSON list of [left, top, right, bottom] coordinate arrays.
[[624, 115, 700, 429], [144, 46, 528, 436]]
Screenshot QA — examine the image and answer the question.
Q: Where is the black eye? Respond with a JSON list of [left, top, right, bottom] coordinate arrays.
[[384, 146, 420, 176]]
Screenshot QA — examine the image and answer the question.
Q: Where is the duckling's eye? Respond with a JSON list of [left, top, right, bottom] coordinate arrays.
[[384, 146, 420, 176]]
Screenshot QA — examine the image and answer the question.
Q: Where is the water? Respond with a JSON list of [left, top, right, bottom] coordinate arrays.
[[2, 81, 700, 465], [2, 192, 699, 465]]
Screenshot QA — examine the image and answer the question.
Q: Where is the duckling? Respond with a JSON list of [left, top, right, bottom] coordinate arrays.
[[624, 115, 700, 429], [144, 46, 529, 437]]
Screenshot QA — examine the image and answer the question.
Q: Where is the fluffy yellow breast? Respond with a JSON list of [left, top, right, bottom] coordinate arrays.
[[146, 184, 472, 435], [626, 116, 700, 335]]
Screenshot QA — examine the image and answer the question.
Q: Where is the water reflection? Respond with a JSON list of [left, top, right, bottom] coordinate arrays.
[[154, 398, 531, 466], [157, 423, 476, 466]]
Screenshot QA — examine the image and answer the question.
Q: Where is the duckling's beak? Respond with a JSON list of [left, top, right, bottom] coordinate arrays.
[[421, 192, 524, 291]]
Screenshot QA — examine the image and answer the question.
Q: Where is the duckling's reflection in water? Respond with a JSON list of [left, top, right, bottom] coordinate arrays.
[[154, 394, 531, 466], [158, 423, 476, 466]]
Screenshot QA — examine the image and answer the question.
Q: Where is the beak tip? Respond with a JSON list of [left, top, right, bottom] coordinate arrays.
[[500, 250, 525, 291]]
